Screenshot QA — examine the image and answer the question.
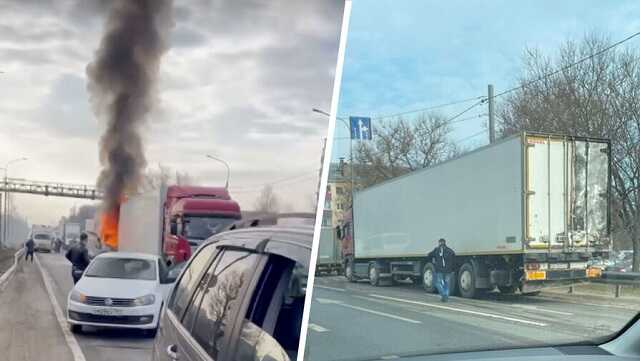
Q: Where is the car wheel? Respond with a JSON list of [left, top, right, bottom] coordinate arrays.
[[69, 324, 82, 334]]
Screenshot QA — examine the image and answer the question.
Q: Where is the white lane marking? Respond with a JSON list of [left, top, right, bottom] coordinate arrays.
[[308, 323, 330, 333], [35, 255, 87, 361], [510, 304, 573, 316], [380, 356, 400, 360], [339, 303, 422, 324], [369, 294, 546, 327], [315, 285, 346, 292], [316, 297, 343, 304], [314, 297, 422, 324]]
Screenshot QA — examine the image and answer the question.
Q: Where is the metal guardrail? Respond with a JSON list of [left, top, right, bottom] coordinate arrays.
[[0, 248, 25, 290], [590, 270, 640, 297]]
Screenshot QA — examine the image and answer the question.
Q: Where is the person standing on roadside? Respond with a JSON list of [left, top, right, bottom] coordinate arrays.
[[426, 238, 456, 302], [24, 237, 35, 263], [65, 233, 91, 284]]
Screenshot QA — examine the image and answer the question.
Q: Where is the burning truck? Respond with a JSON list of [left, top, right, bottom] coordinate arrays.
[[100, 185, 241, 265]]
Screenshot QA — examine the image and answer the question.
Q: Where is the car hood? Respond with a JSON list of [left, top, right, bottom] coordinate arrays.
[[75, 277, 158, 299]]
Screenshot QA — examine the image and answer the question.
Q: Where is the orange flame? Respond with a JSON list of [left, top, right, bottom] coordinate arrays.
[[100, 207, 119, 250]]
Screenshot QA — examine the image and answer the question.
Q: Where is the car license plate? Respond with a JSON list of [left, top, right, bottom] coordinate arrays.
[[93, 308, 122, 316], [549, 263, 569, 270]]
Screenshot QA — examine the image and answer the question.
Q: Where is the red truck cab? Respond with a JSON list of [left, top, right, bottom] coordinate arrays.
[[163, 185, 241, 264]]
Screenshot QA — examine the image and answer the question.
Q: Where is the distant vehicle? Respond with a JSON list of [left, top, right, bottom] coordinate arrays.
[[316, 225, 342, 275], [30, 224, 55, 252], [339, 133, 611, 298], [152, 218, 311, 361], [33, 233, 53, 252], [66, 252, 178, 336], [110, 185, 242, 265], [63, 222, 82, 247]]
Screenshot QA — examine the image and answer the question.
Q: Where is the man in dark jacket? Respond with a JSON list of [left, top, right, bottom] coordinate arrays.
[[426, 238, 456, 302], [65, 233, 91, 284], [24, 238, 35, 263]]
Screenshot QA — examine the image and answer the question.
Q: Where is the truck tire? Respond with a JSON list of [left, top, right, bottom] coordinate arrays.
[[369, 264, 380, 286], [422, 263, 437, 293], [458, 263, 482, 298], [345, 259, 356, 283]]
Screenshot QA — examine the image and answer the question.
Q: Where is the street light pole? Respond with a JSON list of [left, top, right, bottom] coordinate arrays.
[[205, 155, 230, 189], [312, 108, 354, 219], [3, 157, 27, 245]]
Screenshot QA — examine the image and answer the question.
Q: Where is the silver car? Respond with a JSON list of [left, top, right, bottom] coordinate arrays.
[[152, 223, 311, 361]]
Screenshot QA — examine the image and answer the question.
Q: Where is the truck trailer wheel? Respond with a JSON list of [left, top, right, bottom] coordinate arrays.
[[422, 263, 437, 293], [369, 265, 380, 286], [458, 263, 482, 298], [345, 260, 356, 282]]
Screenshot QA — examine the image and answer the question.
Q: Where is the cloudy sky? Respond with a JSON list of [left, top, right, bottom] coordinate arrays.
[[332, 0, 640, 160], [0, 0, 344, 225]]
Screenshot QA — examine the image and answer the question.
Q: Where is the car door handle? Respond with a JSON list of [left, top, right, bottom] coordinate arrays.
[[166, 344, 179, 360]]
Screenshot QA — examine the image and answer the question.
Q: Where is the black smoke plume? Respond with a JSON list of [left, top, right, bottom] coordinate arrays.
[[87, 0, 173, 210]]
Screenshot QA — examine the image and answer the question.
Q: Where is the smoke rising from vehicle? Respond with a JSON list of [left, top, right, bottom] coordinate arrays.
[[87, 0, 173, 211]]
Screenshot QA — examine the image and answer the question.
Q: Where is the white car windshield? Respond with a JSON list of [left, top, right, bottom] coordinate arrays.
[[34, 234, 51, 240], [84, 258, 156, 281]]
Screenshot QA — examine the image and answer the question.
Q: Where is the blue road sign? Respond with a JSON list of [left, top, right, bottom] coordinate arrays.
[[349, 116, 372, 140]]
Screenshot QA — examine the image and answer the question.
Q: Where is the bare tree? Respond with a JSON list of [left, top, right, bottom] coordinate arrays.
[[254, 185, 280, 213], [498, 32, 640, 271], [175, 170, 195, 186], [141, 165, 196, 190], [354, 112, 458, 188]]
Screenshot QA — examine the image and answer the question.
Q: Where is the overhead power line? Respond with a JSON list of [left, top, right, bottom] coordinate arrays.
[[492, 30, 640, 99], [450, 113, 488, 124], [458, 129, 488, 143], [444, 100, 486, 124], [340, 95, 485, 121]]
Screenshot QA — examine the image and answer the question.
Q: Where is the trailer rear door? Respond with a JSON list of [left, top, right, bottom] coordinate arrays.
[[525, 135, 610, 251]]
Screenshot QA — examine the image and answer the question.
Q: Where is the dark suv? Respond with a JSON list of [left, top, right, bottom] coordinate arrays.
[[152, 220, 311, 361]]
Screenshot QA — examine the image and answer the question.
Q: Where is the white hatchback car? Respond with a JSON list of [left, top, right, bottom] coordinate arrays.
[[67, 252, 177, 336]]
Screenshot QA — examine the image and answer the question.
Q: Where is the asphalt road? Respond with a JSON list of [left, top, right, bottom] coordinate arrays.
[[304, 276, 640, 361], [38, 252, 153, 361]]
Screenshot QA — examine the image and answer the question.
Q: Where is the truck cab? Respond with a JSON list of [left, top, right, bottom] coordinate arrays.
[[163, 186, 241, 265]]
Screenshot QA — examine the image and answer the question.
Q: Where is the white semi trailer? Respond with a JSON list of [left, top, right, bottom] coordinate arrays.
[[342, 133, 610, 298]]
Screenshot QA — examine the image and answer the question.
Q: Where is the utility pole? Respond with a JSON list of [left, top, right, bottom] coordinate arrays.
[[488, 84, 495, 143]]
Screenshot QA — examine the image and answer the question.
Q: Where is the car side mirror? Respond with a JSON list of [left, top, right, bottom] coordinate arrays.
[[163, 267, 181, 284]]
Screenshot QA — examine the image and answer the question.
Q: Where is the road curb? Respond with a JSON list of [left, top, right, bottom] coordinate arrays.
[[35, 254, 87, 361], [0, 248, 25, 291]]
